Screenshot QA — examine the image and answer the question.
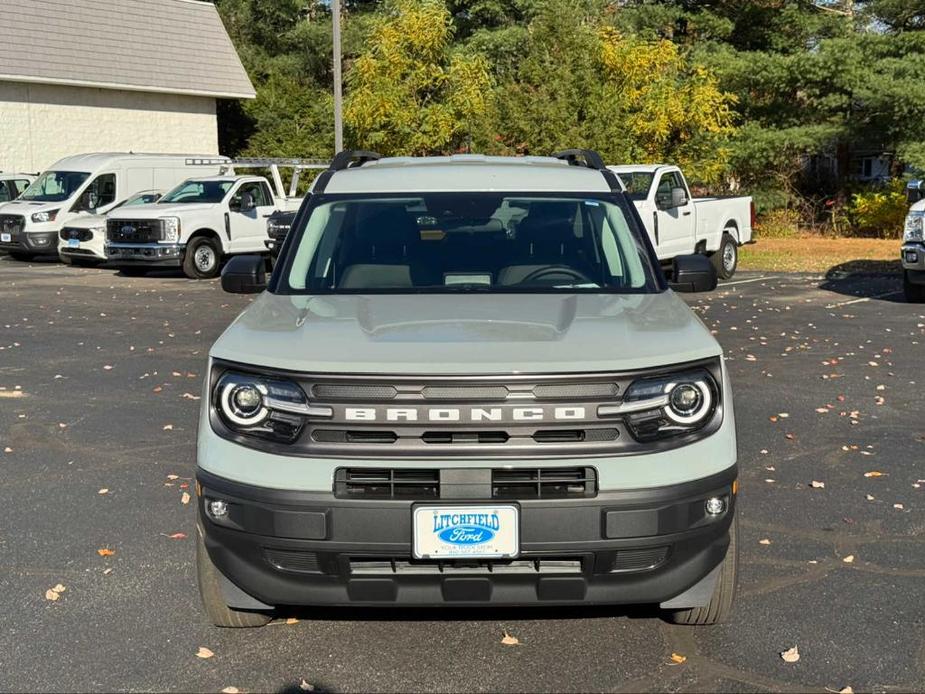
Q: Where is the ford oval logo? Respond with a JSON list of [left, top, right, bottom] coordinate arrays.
[[437, 524, 496, 546]]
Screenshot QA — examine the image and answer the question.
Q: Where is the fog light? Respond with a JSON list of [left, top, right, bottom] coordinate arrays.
[[208, 499, 228, 518], [705, 497, 726, 515]]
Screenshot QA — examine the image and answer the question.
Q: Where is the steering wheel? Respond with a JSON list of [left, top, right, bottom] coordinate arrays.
[[518, 265, 590, 285]]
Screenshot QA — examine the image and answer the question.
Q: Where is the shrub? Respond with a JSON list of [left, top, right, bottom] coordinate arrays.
[[755, 208, 800, 238], [844, 181, 908, 239]]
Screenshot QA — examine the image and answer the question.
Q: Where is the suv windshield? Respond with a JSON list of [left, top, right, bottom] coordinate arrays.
[[283, 194, 658, 294], [160, 180, 234, 204], [615, 172, 654, 200], [20, 171, 91, 202]]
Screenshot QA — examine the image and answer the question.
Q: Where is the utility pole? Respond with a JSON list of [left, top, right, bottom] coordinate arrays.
[[332, 0, 344, 153]]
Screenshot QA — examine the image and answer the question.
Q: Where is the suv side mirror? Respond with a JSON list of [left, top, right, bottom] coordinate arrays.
[[671, 187, 688, 207], [221, 255, 266, 294], [669, 254, 717, 293]]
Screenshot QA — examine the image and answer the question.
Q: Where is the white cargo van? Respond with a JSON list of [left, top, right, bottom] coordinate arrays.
[[0, 153, 229, 261]]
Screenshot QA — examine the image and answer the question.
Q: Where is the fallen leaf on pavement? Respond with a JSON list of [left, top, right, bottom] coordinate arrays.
[[166, 474, 179, 480], [195, 646, 214, 659], [300, 679, 315, 692], [163, 532, 187, 540], [843, 555, 855, 563], [45, 589, 60, 601], [810, 481, 825, 489], [780, 645, 800, 663], [162, 424, 174, 431], [759, 538, 772, 545], [52, 584, 65, 593], [893, 503, 904, 510], [670, 653, 687, 664], [221, 688, 239, 694], [96, 548, 115, 557], [866, 494, 875, 501], [864, 471, 886, 478], [181, 492, 191, 505], [500, 632, 521, 646], [286, 617, 299, 625]]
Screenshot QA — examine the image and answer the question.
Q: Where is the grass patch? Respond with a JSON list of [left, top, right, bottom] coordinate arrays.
[[739, 237, 901, 274]]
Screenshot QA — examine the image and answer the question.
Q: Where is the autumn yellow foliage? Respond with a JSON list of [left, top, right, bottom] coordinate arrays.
[[345, 0, 492, 155]]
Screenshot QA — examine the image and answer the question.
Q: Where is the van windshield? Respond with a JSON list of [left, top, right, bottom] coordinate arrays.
[[160, 180, 234, 204], [20, 171, 91, 202], [282, 193, 659, 294]]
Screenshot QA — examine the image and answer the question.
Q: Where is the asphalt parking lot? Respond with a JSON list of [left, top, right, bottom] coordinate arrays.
[[1, 257, 923, 693]]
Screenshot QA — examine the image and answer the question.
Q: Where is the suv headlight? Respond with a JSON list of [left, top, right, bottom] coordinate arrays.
[[31, 209, 59, 223], [161, 217, 181, 243], [904, 211, 924, 242], [213, 371, 324, 443], [599, 368, 719, 441]]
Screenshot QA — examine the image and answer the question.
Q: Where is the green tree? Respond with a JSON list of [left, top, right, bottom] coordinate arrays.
[[344, 0, 494, 155]]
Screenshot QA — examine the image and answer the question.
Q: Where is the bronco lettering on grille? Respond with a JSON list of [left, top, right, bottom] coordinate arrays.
[[343, 406, 587, 422]]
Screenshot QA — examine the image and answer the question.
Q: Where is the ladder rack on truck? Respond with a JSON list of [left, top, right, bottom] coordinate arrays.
[[184, 157, 330, 199]]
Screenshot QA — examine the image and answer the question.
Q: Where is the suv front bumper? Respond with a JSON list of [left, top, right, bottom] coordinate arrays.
[[0, 231, 59, 255], [197, 465, 736, 609], [902, 242, 925, 277], [107, 242, 184, 267]]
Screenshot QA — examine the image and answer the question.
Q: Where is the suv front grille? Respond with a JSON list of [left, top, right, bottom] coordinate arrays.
[[349, 557, 584, 575], [0, 214, 25, 240], [60, 226, 94, 242], [107, 218, 163, 243], [334, 467, 597, 500], [492, 467, 597, 499], [335, 468, 440, 499]]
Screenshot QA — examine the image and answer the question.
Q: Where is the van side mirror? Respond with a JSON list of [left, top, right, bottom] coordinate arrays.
[[669, 254, 717, 293], [221, 255, 266, 294], [671, 187, 688, 207]]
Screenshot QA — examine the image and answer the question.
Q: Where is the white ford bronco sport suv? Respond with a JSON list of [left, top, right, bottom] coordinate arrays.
[[196, 150, 738, 628]]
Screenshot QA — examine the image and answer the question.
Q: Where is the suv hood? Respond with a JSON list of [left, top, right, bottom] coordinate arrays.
[[61, 213, 106, 229], [108, 202, 216, 218], [0, 200, 70, 214], [211, 292, 721, 374]]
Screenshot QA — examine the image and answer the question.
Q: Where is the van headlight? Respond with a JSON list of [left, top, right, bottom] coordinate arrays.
[[905, 211, 924, 242], [213, 371, 326, 443], [32, 209, 59, 223], [599, 368, 719, 441], [161, 217, 181, 243]]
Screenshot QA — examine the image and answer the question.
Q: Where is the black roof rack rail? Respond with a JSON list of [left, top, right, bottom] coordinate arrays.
[[552, 149, 623, 192], [330, 150, 382, 171], [552, 149, 607, 170], [313, 150, 382, 194]]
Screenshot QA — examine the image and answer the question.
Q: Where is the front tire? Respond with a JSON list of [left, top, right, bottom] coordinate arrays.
[[183, 236, 222, 279], [710, 233, 738, 280], [664, 515, 738, 626], [904, 271, 925, 303], [196, 526, 271, 628]]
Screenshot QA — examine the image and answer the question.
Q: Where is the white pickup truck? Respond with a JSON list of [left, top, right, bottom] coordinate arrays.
[[609, 165, 754, 279], [106, 159, 326, 279]]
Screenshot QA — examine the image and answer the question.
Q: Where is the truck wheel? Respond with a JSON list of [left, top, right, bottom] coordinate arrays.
[[196, 526, 271, 628], [183, 236, 221, 280], [664, 515, 738, 626], [904, 271, 925, 303], [711, 233, 738, 280]]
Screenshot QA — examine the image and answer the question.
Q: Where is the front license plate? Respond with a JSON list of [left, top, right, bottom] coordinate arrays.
[[0, 233, 10, 243], [67, 238, 80, 248], [413, 505, 519, 559]]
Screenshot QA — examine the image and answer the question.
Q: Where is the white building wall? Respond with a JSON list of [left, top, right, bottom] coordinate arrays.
[[0, 81, 219, 173]]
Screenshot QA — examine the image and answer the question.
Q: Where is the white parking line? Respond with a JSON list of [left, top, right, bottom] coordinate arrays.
[[825, 291, 904, 309], [719, 276, 770, 287]]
